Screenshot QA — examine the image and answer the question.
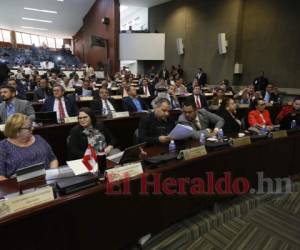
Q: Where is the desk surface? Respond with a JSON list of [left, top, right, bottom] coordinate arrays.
[[0, 131, 299, 249]]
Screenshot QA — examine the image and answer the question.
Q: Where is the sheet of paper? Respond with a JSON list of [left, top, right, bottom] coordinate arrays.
[[66, 159, 90, 176], [0, 124, 5, 132], [107, 151, 124, 162], [168, 124, 193, 140]]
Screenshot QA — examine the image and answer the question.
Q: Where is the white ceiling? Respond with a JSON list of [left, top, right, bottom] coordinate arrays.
[[0, 0, 172, 38], [120, 0, 172, 8], [0, 0, 96, 38]]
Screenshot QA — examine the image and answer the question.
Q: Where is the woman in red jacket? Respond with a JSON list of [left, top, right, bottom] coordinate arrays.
[[248, 98, 273, 131]]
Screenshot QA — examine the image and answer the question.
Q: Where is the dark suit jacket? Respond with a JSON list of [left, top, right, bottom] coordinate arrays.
[[217, 109, 242, 134], [90, 97, 120, 115], [195, 73, 207, 86], [186, 94, 208, 109], [34, 87, 52, 100], [41, 96, 79, 117], [138, 112, 176, 144], [261, 91, 280, 104], [158, 70, 170, 80], [68, 124, 116, 160], [122, 96, 149, 113], [137, 85, 155, 97]]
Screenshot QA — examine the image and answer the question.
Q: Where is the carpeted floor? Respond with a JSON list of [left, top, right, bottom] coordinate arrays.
[[138, 181, 300, 250]]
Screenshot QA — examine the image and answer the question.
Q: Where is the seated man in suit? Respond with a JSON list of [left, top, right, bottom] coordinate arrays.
[[8, 78, 27, 100], [75, 79, 93, 97], [34, 78, 52, 100], [276, 97, 300, 129], [0, 85, 35, 124], [138, 98, 175, 145], [90, 87, 119, 116], [138, 78, 155, 97], [41, 84, 78, 123], [178, 100, 224, 139], [262, 84, 281, 104], [186, 85, 208, 109], [151, 85, 180, 109], [248, 98, 273, 131], [122, 85, 149, 113]]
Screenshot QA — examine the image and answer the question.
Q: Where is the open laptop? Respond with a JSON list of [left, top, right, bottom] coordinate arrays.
[[35, 112, 57, 124], [107, 143, 146, 165]]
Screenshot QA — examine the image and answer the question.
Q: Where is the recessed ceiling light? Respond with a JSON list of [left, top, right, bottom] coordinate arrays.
[[21, 26, 48, 31], [24, 7, 57, 14], [22, 17, 53, 23], [120, 5, 128, 12]]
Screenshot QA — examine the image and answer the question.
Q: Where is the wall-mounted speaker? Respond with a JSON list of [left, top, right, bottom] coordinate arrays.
[[234, 63, 243, 74], [218, 33, 228, 55], [176, 38, 184, 55]]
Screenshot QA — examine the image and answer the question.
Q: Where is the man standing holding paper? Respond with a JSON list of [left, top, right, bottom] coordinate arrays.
[[138, 98, 175, 145], [178, 100, 224, 139]]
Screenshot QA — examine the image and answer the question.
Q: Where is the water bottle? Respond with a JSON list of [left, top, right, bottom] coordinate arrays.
[[199, 132, 206, 146], [168, 140, 177, 154], [218, 129, 224, 141], [291, 120, 297, 129], [260, 125, 268, 134]]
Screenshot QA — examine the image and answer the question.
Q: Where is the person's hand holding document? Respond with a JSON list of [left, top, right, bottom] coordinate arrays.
[[168, 124, 193, 140]]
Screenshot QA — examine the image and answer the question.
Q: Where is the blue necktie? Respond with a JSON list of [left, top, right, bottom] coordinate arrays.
[[6, 103, 15, 118]]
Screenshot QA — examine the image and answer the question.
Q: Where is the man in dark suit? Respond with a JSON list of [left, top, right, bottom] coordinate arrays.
[[186, 85, 208, 109], [34, 78, 52, 100], [90, 87, 119, 116], [158, 67, 169, 80], [253, 71, 269, 92], [261, 84, 281, 104], [194, 68, 207, 87], [122, 85, 149, 113], [75, 79, 94, 97], [0, 61, 10, 85], [137, 78, 155, 97], [41, 84, 78, 123], [138, 98, 175, 145]]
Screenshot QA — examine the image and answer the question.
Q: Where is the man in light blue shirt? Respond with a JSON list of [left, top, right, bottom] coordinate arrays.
[[122, 85, 149, 113]]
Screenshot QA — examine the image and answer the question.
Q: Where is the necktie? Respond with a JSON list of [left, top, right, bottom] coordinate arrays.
[[170, 96, 175, 109], [6, 103, 15, 118], [196, 96, 201, 109], [144, 86, 148, 96], [58, 98, 66, 121], [195, 118, 201, 130], [104, 99, 112, 115]]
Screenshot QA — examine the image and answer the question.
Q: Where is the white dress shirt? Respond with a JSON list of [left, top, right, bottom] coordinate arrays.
[[54, 97, 69, 121], [101, 99, 115, 115]]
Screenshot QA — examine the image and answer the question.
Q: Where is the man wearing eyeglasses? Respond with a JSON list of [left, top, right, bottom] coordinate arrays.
[[248, 98, 273, 131], [0, 85, 35, 124]]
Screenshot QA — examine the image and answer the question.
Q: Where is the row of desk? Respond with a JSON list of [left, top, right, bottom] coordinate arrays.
[[0, 130, 299, 249]]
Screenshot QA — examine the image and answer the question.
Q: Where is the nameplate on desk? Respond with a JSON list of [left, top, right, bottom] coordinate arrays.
[[0, 124, 5, 132], [111, 95, 123, 100], [232, 136, 251, 147], [64, 88, 75, 92], [105, 162, 143, 183], [272, 130, 288, 139], [139, 95, 150, 98], [79, 96, 93, 101], [178, 146, 207, 160], [0, 186, 54, 219], [111, 87, 119, 91], [238, 104, 250, 109], [112, 112, 130, 119], [64, 116, 78, 124], [205, 93, 214, 97]]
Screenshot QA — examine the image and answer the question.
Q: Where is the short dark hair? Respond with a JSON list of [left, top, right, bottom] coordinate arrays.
[[253, 98, 265, 107], [79, 107, 97, 127], [0, 85, 16, 93], [220, 97, 233, 110], [182, 99, 197, 110], [156, 98, 170, 107]]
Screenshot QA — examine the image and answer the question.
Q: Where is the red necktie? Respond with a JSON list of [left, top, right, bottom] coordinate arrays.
[[58, 98, 66, 120], [196, 96, 201, 109]]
